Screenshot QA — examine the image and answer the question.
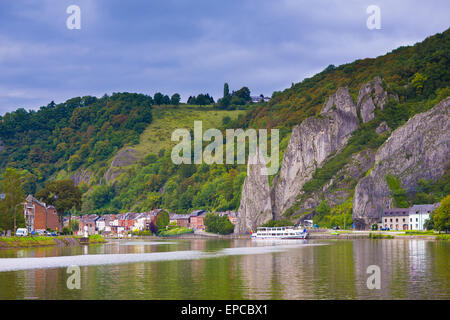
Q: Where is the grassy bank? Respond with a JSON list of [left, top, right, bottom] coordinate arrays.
[[159, 227, 194, 237], [0, 235, 106, 248]]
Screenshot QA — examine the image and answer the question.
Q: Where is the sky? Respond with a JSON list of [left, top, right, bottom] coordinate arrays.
[[0, 0, 448, 114]]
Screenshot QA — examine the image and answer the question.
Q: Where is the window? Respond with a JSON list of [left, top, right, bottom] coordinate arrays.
[[403, 218, 405, 222], [416, 218, 418, 222], [410, 218, 412, 222], [396, 218, 398, 222], [385, 219, 387, 222], [390, 219, 392, 222]]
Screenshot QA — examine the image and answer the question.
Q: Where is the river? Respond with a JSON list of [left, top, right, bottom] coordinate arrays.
[[0, 239, 448, 299]]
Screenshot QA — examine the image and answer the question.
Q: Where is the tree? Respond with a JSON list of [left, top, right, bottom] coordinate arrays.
[[162, 95, 171, 105], [433, 195, 450, 233], [223, 83, 230, 98], [204, 213, 234, 235], [170, 93, 181, 106], [36, 180, 82, 231], [234, 86, 251, 102], [411, 73, 428, 95], [153, 92, 164, 105], [156, 210, 170, 232], [316, 200, 331, 216], [0, 168, 25, 232]]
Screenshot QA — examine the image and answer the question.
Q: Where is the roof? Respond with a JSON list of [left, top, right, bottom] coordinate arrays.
[[382, 208, 409, 217], [190, 210, 206, 217], [170, 213, 189, 220], [410, 203, 440, 212]]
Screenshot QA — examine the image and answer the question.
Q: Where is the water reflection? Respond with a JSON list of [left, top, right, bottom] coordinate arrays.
[[0, 239, 448, 300]]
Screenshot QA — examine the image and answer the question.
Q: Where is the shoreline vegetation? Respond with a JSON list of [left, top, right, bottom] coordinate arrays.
[[0, 234, 106, 249]]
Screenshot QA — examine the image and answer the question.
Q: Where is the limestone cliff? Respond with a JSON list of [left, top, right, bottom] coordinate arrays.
[[236, 87, 359, 233], [235, 150, 272, 234], [357, 77, 397, 123], [104, 148, 138, 182], [272, 87, 359, 218], [353, 97, 450, 229]]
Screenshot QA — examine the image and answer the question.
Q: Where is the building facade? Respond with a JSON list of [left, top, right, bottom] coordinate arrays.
[[381, 208, 410, 230], [23, 195, 61, 232], [409, 204, 440, 231]]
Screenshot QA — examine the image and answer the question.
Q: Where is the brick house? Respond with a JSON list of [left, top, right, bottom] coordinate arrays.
[[23, 195, 61, 232], [169, 213, 190, 228], [189, 210, 207, 230], [78, 215, 99, 235]]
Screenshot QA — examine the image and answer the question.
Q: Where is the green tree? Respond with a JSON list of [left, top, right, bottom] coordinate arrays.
[[411, 73, 428, 95], [433, 195, 450, 233], [156, 210, 170, 232], [204, 213, 234, 235], [0, 168, 26, 232], [154, 92, 164, 105], [316, 200, 331, 216], [170, 93, 181, 106], [36, 180, 82, 231], [223, 83, 230, 98]]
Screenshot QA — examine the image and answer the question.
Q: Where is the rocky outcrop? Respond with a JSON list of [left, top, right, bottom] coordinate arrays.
[[71, 169, 92, 186], [375, 121, 391, 134], [271, 87, 359, 218], [353, 97, 450, 229], [104, 148, 138, 182], [235, 150, 272, 234], [293, 149, 375, 215], [236, 87, 360, 233], [357, 77, 397, 123]]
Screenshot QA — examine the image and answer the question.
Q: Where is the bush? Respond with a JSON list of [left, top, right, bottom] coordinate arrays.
[[159, 227, 194, 237], [204, 214, 235, 235], [262, 220, 294, 227], [156, 211, 170, 233]]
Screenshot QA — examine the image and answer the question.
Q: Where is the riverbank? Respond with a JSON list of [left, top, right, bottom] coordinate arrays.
[[308, 231, 450, 240], [0, 235, 107, 249]]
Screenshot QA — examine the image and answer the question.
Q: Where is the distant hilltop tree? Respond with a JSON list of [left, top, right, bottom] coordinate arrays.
[[187, 93, 215, 105]]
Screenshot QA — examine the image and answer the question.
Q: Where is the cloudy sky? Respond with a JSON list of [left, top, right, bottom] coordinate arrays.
[[0, 0, 448, 114]]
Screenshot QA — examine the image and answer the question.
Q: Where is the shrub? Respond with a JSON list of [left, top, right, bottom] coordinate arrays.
[[262, 220, 294, 227], [204, 214, 235, 235]]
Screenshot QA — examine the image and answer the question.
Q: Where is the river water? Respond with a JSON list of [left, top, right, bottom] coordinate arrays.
[[0, 239, 448, 299]]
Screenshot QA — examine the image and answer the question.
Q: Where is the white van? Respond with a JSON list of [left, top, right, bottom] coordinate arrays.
[[15, 228, 28, 237]]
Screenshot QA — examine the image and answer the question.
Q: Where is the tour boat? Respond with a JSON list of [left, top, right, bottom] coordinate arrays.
[[251, 226, 309, 239]]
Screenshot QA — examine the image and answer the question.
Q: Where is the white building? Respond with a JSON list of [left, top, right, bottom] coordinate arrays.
[[409, 204, 440, 230]]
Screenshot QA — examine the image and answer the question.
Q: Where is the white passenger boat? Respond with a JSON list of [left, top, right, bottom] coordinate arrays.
[[251, 226, 308, 239]]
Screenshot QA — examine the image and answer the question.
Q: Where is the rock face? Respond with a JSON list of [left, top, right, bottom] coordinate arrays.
[[71, 169, 92, 186], [235, 150, 272, 234], [357, 77, 396, 123], [236, 87, 359, 233], [294, 149, 375, 215], [353, 97, 450, 229], [104, 148, 137, 182], [272, 87, 359, 218]]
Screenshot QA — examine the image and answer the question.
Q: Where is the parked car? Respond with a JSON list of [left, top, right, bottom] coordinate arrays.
[[50, 232, 57, 236], [332, 226, 340, 230], [35, 229, 46, 236], [15, 228, 28, 237]]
